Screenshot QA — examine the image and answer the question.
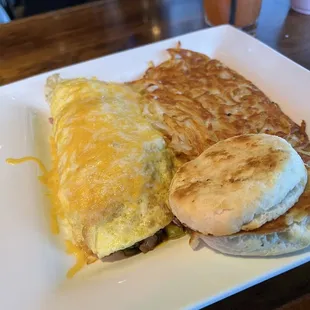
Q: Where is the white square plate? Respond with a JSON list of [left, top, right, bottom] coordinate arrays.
[[1, 25, 310, 310]]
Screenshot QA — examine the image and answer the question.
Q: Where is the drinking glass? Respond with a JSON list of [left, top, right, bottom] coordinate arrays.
[[204, 0, 262, 33]]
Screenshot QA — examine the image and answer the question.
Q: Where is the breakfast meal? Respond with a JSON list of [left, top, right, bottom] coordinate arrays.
[[169, 134, 310, 256], [7, 44, 310, 277]]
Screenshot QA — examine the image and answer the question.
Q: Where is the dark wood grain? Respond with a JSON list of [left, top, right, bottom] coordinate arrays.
[[2, 0, 310, 86], [1, 0, 310, 309]]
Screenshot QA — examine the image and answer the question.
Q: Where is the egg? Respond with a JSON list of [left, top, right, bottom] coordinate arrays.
[[44, 75, 174, 276]]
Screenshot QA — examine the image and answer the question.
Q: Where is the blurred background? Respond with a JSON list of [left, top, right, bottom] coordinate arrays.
[[0, 0, 100, 21]]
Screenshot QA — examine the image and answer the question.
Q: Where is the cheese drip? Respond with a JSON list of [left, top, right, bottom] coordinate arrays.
[[6, 156, 89, 278]]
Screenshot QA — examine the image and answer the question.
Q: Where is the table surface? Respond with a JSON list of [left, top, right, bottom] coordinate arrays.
[[1, 0, 310, 309]]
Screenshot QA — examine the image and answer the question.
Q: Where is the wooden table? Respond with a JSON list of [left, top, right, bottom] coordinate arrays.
[[1, 0, 310, 309]]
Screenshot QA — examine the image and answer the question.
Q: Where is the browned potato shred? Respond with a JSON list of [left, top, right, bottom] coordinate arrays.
[[130, 47, 310, 164]]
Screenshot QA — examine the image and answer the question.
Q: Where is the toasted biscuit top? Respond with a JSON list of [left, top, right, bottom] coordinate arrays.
[[246, 168, 310, 235], [169, 134, 307, 236]]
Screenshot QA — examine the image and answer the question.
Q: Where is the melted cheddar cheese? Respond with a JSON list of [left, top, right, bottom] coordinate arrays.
[[6, 157, 48, 174], [51, 80, 160, 213], [65, 241, 87, 278], [6, 156, 85, 276]]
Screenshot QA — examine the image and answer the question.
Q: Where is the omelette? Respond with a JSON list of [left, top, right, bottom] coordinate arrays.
[[44, 74, 175, 275]]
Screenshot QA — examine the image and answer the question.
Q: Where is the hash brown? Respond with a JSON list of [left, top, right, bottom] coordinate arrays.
[[131, 47, 310, 163]]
